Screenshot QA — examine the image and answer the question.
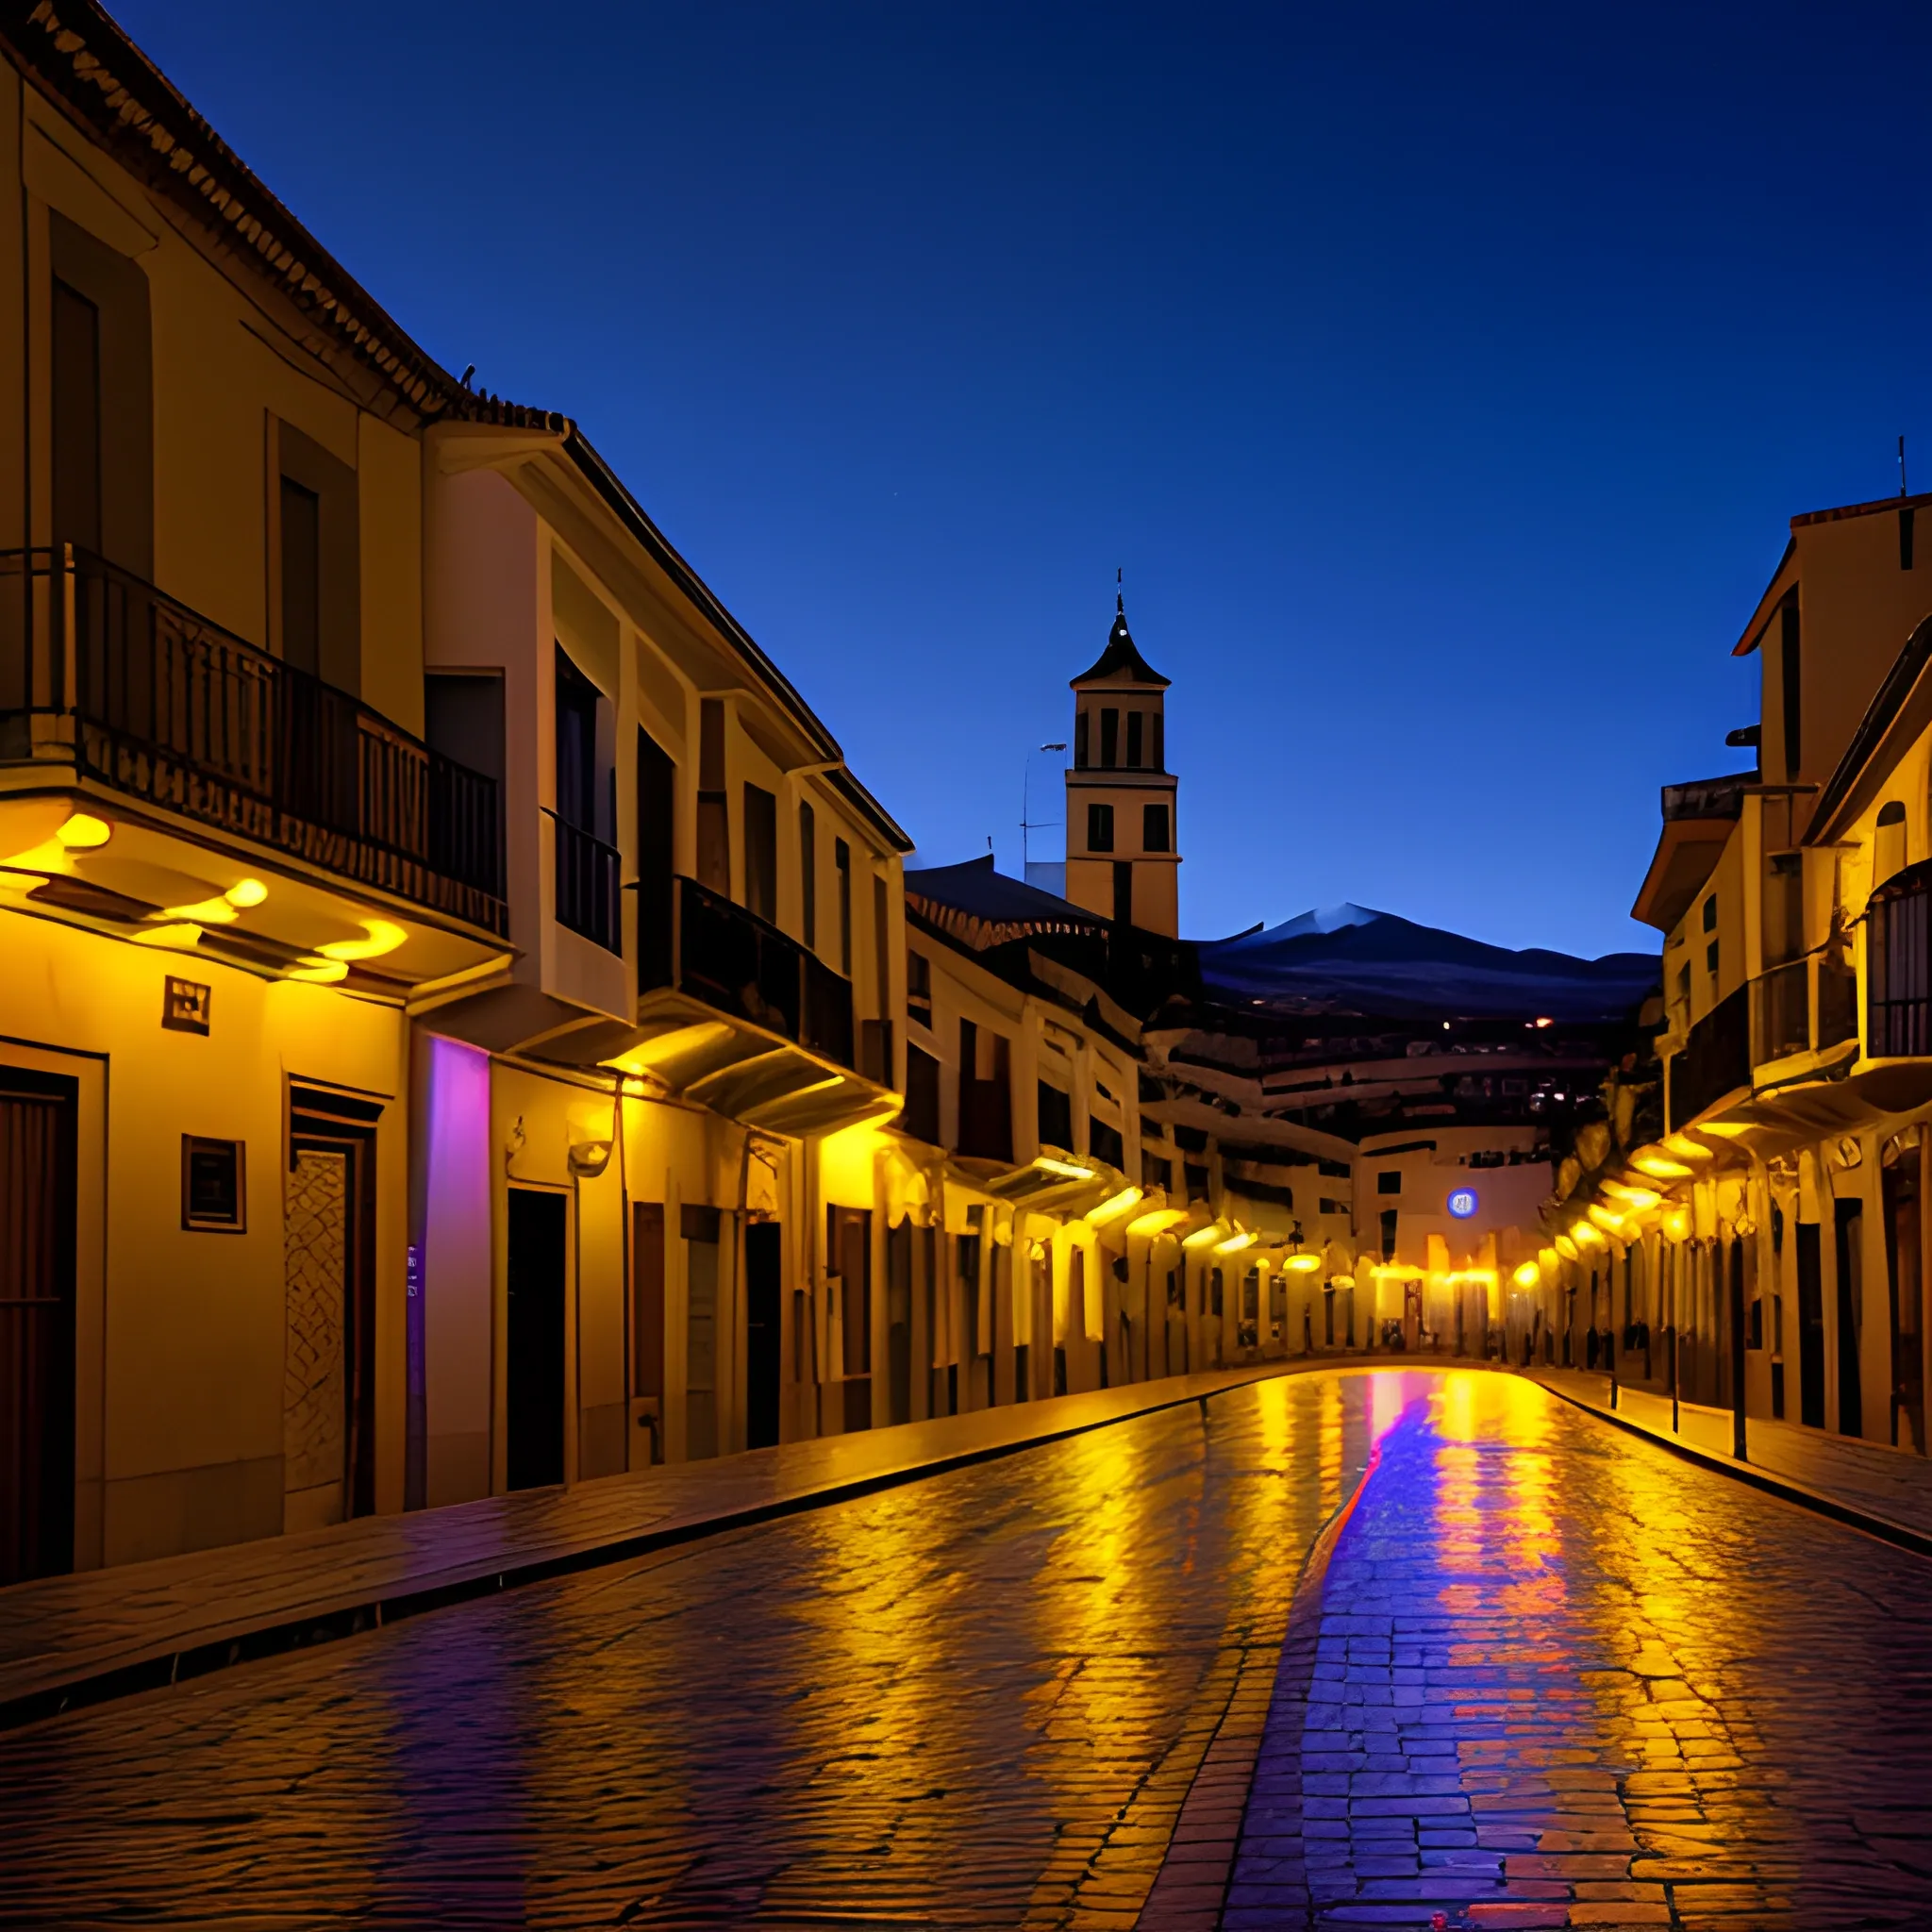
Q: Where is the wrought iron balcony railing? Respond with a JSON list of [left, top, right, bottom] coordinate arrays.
[[0, 546, 505, 935], [643, 874, 858, 1072], [551, 813, 622, 955], [1870, 861, 1932, 1057], [1667, 983, 1749, 1130], [1751, 950, 1858, 1066]]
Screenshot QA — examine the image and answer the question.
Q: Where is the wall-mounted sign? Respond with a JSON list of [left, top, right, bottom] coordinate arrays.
[[1446, 1186, 1479, 1220], [182, 1135, 245, 1231], [161, 976, 211, 1035]]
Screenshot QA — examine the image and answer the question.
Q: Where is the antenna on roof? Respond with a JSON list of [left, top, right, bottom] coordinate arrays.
[[1116, 564, 1124, 613], [1902, 434, 1909, 497]]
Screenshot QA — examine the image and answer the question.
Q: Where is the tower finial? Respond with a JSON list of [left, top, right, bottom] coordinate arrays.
[[1116, 565, 1124, 615]]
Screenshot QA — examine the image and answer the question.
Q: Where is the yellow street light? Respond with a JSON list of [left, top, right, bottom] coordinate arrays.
[[1601, 1179, 1660, 1208], [1087, 1186, 1144, 1227], [1213, 1229, 1257, 1257], [317, 918, 408, 962], [1033, 1156, 1096, 1181], [1554, 1234, 1579, 1260], [1283, 1252, 1323, 1274], [56, 812, 112, 849], [1511, 1260, 1541, 1289], [1632, 1152, 1693, 1180], [1124, 1207, 1190, 1238], [1183, 1222, 1229, 1251]]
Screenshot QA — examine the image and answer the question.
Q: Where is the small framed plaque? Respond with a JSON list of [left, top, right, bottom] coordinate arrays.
[[162, 977, 211, 1036], [182, 1135, 245, 1232]]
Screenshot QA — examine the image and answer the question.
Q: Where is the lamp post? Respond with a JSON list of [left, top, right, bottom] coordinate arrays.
[[1021, 742, 1067, 877]]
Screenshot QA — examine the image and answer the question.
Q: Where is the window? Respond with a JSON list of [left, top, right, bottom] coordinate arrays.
[[1781, 600, 1802, 779], [635, 725, 676, 988], [1090, 1118, 1124, 1170], [181, 1136, 244, 1232], [1876, 799, 1907, 885], [905, 1043, 941, 1144], [1075, 709, 1090, 769], [1379, 1207, 1398, 1259], [274, 420, 359, 691], [555, 648, 602, 832], [799, 802, 817, 950], [1318, 1158, 1349, 1178], [1088, 802, 1114, 852], [1126, 711, 1144, 767], [697, 698, 729, 892], [1100, 708, 1119, 768], [1142, 1151, 1172, 1190], [1377, 1170, 1402, 1194], [1151, 713, 1163, 772], [835, 839, 853, 973], [51, 279, 102, 553], [742, 783, 778, 923], [1702, 893, 1718, 933], [279, 477, 321, 676], [1038, 1080, 1074, 1152], [1706, 939, 1719, 976], [1320, 1197, 1345, 1216], [48, 214, 153, 577], [1143, 803, 1171, 853], [907, 949, 932, 1025]]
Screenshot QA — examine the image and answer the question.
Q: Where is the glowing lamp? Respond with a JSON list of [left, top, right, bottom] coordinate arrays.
[[1124, 1207, 1190, 1239], [131, 923, 202, 948], [1512, 1260, 1541, 1289], [1182, 1222, 1229, 1251], [55, 812, 112, 849], [1586, 1204, 1626, 1236], [317, 918, 408, 962], [1213, 1229, 1257, 1256], [1554, 1235, 1579, 1261], [225, 878, 268, 908], [1087, 1186, 1143, 1227], [1283, 1252, 1323, 1273], [1661, 1205, 1693, 1243], [1033, 1156, 1096, 1181], [1632, 1153, 1693, 1180], [286, 957, 349, 984], [1663, 1133, 1712, 1164], [1601, 1180, 1660, 1209]]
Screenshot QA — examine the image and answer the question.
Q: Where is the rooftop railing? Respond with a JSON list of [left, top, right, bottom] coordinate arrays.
[[0, 546, 505, 935]]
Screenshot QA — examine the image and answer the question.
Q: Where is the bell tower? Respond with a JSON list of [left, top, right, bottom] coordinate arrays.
[[1064, 591, 1178, 935]]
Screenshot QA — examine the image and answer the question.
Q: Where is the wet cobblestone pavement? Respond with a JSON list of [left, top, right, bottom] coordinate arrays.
[[1226, 1374, 1932, 1930], [1, 1372, 1927, 1930], [0, 1374, 1372, 1930]]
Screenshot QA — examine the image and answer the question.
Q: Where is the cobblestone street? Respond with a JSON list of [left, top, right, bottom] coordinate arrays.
[[2, 1371, 1928, 1930]]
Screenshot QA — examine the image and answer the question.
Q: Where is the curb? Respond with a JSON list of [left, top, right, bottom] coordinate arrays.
[[0, 1365, 1293, 1736], [1536, 1381, 1932, 1562]]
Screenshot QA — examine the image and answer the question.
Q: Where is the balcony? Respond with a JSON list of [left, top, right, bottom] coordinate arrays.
[[650, 874, 856, 1071], [1752, 951, 1859, 1067], [0, 546, 504, 935], [1870, 861, 1932, 1057], [1667, 983, 1748, 1129], [552, 814, 621, 955]]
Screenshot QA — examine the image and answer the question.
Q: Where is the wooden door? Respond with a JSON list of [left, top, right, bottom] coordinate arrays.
[[0, 1073, 76, 1585]]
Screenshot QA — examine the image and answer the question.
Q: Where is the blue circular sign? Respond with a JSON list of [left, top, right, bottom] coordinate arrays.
[[1446, 1187, 1479, 1220]]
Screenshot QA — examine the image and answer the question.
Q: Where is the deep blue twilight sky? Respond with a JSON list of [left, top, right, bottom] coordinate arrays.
[[115, 3, 1930, 958]]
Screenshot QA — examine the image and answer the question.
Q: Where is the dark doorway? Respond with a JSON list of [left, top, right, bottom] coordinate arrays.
[[886, 1222, 912, 1425], [829, 1206, 871, 1432], [1795, 1220, 1824, 1428], [1834, 1197, 1863, 1439], [632, 1203, 665, 1464], [746, 1221, 782, 1449], [1885, 1147, 1926, 1452], [1112, 859, 1133, 925], [287, 1086, 382, 1524], [0, 1068, 77, 1586], [507, 1189, 567, 1490]]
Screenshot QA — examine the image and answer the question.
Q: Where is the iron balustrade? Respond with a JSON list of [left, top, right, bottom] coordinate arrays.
[[654, 874, 858, 1071], [1871, 862, 1932, 1056], [0, 546, 505, 934], [551, 814, 623, 955], [1751, 950, 1860, 1066], [1667, 983, 1749, 1130]]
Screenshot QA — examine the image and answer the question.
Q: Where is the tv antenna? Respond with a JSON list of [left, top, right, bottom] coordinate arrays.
[[1022, 742, 1066, 870]]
